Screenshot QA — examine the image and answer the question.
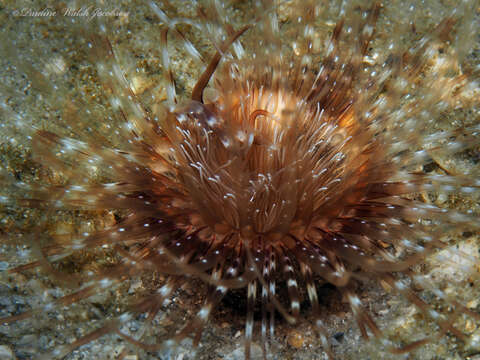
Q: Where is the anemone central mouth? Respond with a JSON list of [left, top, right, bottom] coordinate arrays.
[[162, 86, 373, 240]]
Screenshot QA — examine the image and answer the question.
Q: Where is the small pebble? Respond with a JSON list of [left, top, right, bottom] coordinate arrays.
[[287, 330, 305, 348], [124, 355, 138, 360], [226, 343, 262, 360], [467, 299, 479, 309], [0, 345, 15, 360], [465, 319, 477, 333]]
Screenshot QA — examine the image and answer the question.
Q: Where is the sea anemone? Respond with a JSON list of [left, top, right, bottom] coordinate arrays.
[[0, 0, 479, 359]]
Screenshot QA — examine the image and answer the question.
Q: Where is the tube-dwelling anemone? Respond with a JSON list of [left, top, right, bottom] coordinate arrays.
[[0, 0, 479, 359]]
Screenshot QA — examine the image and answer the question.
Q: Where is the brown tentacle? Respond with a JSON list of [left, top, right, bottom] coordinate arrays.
[[192, 25, 251, 103]]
